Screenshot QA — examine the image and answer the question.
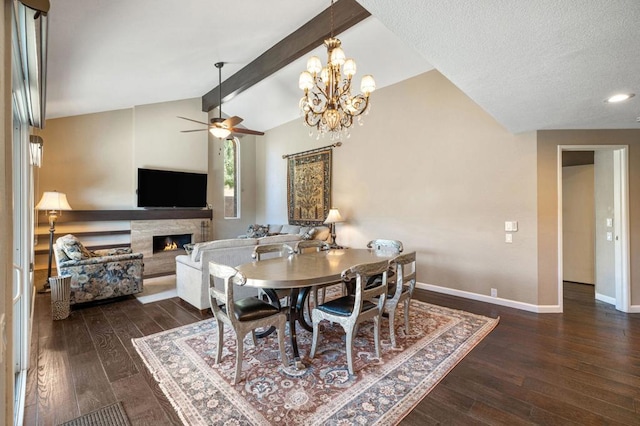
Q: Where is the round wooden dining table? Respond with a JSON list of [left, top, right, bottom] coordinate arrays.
[[236, 248, 395, 368]]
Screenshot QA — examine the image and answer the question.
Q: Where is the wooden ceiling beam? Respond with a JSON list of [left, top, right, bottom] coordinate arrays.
[[201, 0, 370, 113]]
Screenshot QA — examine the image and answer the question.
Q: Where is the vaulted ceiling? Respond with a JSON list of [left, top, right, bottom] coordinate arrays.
[[46, 0, 640, 134]]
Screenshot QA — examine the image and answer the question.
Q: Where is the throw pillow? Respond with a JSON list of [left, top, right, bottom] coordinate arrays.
[[313, 226, 330, 241], [299, 226, 317, 240], [246, 224, 269, 238], [268, 224, 283, 234], [57, 234, 92, 261], [183, 243, 195, 255]]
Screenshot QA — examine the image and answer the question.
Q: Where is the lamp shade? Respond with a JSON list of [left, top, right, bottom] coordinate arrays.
[[36, 191, 72, 211], [324, 207, 344, 224]]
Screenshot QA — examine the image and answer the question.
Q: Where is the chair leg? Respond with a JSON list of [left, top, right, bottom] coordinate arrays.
[[388, 307, 397, 348], [251, 330, 257, 346], [309, 313, 320, 358], [234, 333, 244, 384], [277, 317, 288, 367], [215, 321, 224, 364], [404, 299, 411, 335], [373, 315, 382, 359], [345, 324, 355, 375]]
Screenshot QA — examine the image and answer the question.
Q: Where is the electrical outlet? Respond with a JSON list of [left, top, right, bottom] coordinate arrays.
[[491, 288, 498, 297], [505, 233, 513, 243]]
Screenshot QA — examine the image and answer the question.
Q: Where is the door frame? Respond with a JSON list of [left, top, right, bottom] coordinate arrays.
[[557, 145, 630, 312]]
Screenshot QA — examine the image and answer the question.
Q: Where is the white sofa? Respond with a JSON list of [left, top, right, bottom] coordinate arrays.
[[176, 224, 330, 310]]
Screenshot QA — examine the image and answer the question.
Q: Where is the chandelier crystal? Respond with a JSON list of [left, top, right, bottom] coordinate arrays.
[[298, 0, 375, 140]]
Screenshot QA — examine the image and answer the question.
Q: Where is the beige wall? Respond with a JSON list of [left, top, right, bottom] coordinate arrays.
[[258, 70, 540, 305], [133, 99, 208, 173], [210, 133, 258, 240], [39, 97, 206, 209], [537, 130, 640, 306], [39, 109, 135, 208]]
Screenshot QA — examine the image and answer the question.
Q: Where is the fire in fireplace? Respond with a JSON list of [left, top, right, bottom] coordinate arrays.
[[153, 234, 192, 254]]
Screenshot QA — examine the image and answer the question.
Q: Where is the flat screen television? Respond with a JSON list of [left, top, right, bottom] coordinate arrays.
[[137, 168, 207, 208]]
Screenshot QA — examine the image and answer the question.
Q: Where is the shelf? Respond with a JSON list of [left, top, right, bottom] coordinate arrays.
[[54, 209, 213, 223]]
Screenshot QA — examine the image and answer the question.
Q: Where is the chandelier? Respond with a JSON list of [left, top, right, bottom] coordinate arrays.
[[298, 0, 376, 140]]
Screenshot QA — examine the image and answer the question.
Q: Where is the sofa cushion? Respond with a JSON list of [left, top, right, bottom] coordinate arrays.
[[268, 224, 283, 234], [56, 234, 92, 261], [280, 224, 301, 234], [313, 226, 330, 241], [191, 238, 258, 262], [258, 234, 302, 245]]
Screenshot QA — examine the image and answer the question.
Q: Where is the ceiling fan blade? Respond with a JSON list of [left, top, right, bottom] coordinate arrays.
[[180, 129, 210, 133], [231, 127, 265, 136], [223, 116, 243, 127], [177, 116, 209, 126]]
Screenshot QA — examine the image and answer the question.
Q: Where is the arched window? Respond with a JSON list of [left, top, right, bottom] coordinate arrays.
[[223, 137, 240, 218]]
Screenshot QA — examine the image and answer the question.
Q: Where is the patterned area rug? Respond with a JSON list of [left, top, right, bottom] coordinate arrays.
[[133, 301, 498, 425]]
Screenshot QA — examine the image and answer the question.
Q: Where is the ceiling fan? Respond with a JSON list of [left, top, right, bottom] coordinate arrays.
[[178, 62, 264, 138]]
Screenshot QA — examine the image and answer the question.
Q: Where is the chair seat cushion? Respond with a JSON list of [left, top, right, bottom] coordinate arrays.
[[317, 295, 376, 317], [234, 297, 281, 321]]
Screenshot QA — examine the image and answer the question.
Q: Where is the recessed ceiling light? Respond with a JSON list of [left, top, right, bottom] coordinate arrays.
[[605, 93, 635, 103]]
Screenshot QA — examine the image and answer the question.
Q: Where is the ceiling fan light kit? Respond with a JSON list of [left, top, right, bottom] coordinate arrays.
[[179, 62, 264, 138], [298, 0, 375, 140]]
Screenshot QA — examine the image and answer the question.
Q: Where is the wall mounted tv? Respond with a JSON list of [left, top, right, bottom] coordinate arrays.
[[137, 168, 207, 208]]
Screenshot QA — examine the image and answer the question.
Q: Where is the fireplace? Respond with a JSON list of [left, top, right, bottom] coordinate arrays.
[[153, 233, 192, 254]]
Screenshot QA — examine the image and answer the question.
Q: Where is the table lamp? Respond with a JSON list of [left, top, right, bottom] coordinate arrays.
[[36, 191, 72, 291], [324, 207, 344, 247]]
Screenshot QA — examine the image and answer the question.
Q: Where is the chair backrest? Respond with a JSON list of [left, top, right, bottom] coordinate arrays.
[[294, 239, 330, 254], [209, 261, 247, 324], [367, 239, 403, 254], [341, 259, 390, 316], [390, 251, 417, 298], [252, 243, 294, 261]]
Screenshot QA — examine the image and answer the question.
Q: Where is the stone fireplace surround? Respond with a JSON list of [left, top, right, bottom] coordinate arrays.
[[132, 219, 210, 277]]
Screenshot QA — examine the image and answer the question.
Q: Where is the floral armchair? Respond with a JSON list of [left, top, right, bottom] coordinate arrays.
[[53, 234, 144, 304]]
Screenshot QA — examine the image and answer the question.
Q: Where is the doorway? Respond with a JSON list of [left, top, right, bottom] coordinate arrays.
[[558, 146, 630, 312]]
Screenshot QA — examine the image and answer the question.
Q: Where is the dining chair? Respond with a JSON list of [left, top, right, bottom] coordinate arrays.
[[344, 239, 404, 294], [208, 261, 288, 384], [252, 243, 294, 307], [309, 259, 389, 375], [293, 239, 330, 254], [294, 240, 334, 306], [380, 251, 417, 348], [367, 239, 404, 254]]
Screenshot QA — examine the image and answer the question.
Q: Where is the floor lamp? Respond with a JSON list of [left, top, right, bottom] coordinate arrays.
[[324, 207, 344, 248], [36, 191, 72, 292]]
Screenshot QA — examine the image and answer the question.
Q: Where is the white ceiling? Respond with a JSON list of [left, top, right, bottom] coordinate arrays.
[[46, 0, 640, 134]]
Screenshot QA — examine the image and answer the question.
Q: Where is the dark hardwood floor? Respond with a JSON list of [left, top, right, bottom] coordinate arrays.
[[24, 282, 639, 425]]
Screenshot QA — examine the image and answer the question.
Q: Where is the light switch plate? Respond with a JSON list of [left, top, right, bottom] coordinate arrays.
[[606, 218, 613, 227], [505, 233, 513, 243], [607, 232, 613, 241], [505, 221, 518, 232]]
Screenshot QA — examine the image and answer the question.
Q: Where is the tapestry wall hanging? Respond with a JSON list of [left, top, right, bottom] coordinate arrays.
[[287, 148, 332, 225]]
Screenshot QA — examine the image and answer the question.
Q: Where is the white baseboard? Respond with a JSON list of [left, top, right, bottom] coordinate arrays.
[[416, 282, 562, 313], [416, 282, 640, 314], [595, 292, 616, 305]]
